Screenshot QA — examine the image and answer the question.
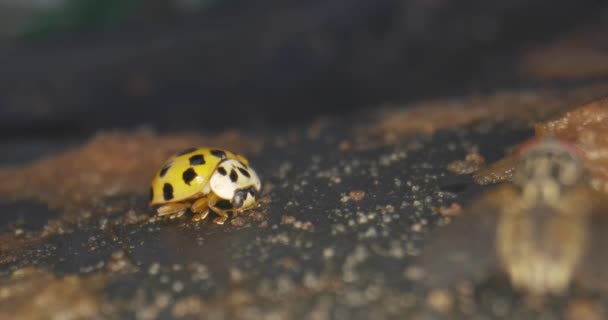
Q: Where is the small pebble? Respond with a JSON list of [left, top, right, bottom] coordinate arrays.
[[348, 190, 366, 202], [426, 289, 454, 314]]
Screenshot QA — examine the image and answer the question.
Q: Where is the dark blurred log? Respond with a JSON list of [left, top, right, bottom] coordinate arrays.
[[0, 0, 606, 136]]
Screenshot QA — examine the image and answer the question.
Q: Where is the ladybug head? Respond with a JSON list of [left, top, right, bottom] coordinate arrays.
[[209, 159, 261, 208]]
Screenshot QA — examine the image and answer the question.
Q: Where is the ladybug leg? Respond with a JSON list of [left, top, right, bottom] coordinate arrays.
[[191, 197, 210, 222], [207, 194, 231, 225], [157, 202, 190, 219], [212, 210, 230, 225]]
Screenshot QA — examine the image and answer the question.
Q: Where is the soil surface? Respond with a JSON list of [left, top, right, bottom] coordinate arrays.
[[2, 10, 608, 320]]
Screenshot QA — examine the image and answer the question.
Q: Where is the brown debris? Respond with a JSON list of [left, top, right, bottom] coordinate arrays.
[[281, 215, 297, 225], [447, 148, 485, 175], [249, 211, 266, 223], [230, 216, 249, 227], [537, 98, 608, 194], [426, 289, 454, 314], [230, 206, 268, 227], [0, 268, 107, 319], [473, 153, 519, 185], [356, 82, 608, 148], [565, 298, 603, 320], [0, 129, 262, 214], [338, 140, 353, 152], [170, 290, 262, 319], [106, 250, 138, 274], [280, 215, 314, 231], [436, 203, 463, 217], [403, 266, 425, 282], [115, 209, 150, 224], [307, 118, 331, 140], [476, 97, 608, 193], [171, 296, 206, 318], [277, 256, 300, 271], [348, 190, 366, 202], [0, 217, 74, 258], [300, 221, 315, 231]]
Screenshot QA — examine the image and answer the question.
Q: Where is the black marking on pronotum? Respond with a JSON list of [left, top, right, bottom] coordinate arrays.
[[163, 183, 174, 201], [177, 147, 197, 156], [217, 167, 227, 176], [229, 169, 238, 183], [182, 168, 197, 185], [159, 162, 173, 178], [214, 199, 233, 210], [238, 167, 251, 178], [189, 154, 205, 165], [211, 149, 227, 159]]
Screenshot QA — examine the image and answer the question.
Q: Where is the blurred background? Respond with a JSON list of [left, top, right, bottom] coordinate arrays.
[[1, 0, 608, 137]]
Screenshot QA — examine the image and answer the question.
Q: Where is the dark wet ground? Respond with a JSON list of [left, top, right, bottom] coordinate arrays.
[[2, 4, 608, 319], [0, 117, 572, 319]]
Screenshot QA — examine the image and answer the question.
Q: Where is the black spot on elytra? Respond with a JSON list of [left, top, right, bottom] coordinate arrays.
[[163, 183, 174, 201], [159, 162, 172, 178], [177, 147, 197, 156], [217, 167, 227, 176], [189, 154, 205, 165], [215, 200, 233, 210], [248, 188, 256, 197], [229, 169, 238, 182], [182, 168, 197, 185], [238, 167, 251, 178], [150, 187, 154, 201], [211, 149, 227, 159], [238, 161, 248, 168]]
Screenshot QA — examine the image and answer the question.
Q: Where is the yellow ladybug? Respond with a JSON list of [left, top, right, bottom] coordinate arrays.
[[150, 147, 261, 224]]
